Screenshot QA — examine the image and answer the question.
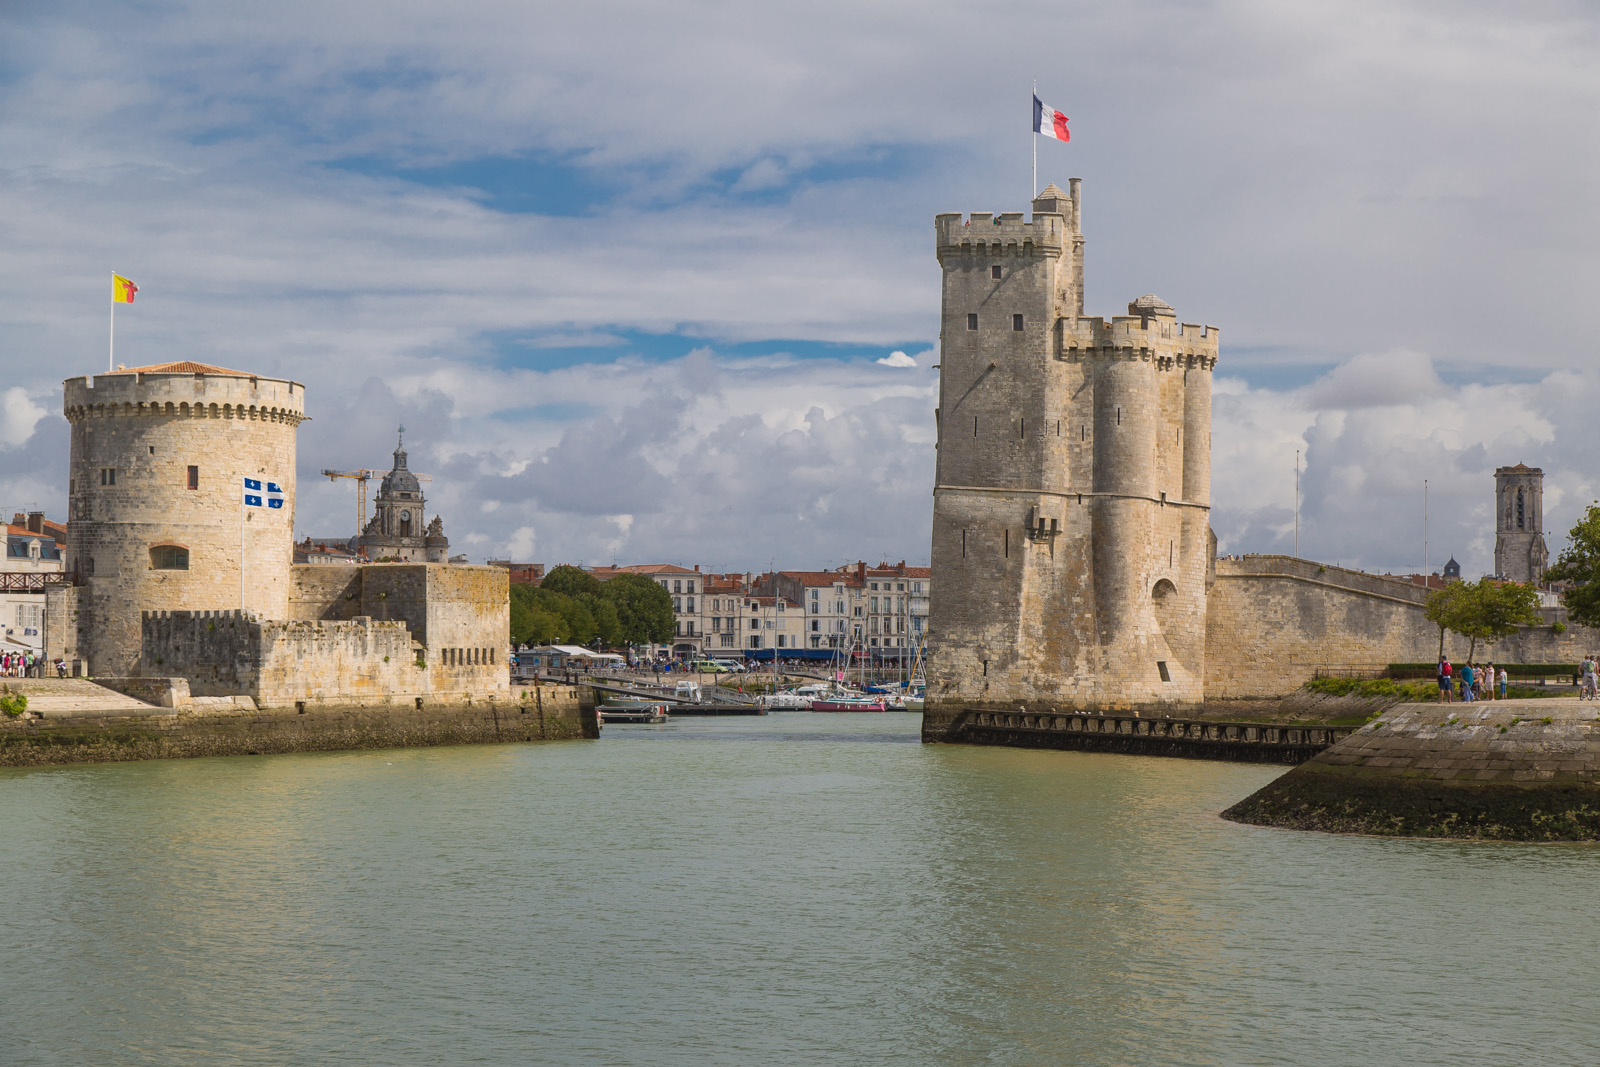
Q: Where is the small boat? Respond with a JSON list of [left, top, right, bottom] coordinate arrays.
[[760, 691, 813, 710], [597, 703, 669, 724], [811, 694, 889, 712]]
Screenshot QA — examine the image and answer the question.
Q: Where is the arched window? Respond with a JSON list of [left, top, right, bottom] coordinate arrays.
[[1517, 489, 1525, 529], [150, 545, 189, 570]]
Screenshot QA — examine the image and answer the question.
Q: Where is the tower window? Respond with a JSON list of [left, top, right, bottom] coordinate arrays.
[[991, 265, 1002, 280], [150, 545, 189, 570], [1517, 489, 1525, 529], [187, 465, 199, 490], [100, 468, 116, 486], [967, 313, 978, 331], [1012, 314, 1024, 331], [148, 446, 155, 455]]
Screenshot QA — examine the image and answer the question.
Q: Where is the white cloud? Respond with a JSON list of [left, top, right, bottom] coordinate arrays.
[[505, 525, 536, 559], [1, 0, 1598, 579], [0, 389, 47, 448]]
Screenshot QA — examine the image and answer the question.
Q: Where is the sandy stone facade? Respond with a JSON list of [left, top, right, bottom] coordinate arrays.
[[924, 182, 1218, 735], [922, 184, 1595, 741], [47, 361, 509, 708], [60, 363, 306, 677]]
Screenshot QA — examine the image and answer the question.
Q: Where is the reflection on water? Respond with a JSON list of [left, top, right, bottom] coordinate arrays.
[[1, 713, 1597, 1065]]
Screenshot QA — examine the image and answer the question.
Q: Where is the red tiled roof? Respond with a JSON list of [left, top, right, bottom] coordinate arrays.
[[782, 570, 864, 588], [106, 360, 257, 377]]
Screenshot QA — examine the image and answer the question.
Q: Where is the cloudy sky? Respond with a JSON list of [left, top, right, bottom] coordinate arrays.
[[2, 0, 1596, 574]]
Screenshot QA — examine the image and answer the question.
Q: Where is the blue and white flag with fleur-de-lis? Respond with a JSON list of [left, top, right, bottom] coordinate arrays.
[[243, 477, 285, 509]]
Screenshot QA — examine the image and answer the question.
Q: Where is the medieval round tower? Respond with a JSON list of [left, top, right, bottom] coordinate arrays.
[[923, 181, 1218, 738], [61, 361, 305, 675]]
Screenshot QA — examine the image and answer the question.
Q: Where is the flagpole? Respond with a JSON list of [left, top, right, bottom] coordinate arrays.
[[109, 272, 115, 373], [1031, 80, 1037, 199], [240, 485, 246, 613]]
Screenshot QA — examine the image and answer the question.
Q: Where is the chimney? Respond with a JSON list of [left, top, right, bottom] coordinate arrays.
[[27, 512, 43, 534], [694, 564, 699, 571], [10, 513, 23, 528], [856, 562, 865, 583]]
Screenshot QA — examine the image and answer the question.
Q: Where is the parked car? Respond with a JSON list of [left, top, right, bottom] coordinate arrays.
[[690, 660, 729, 673]]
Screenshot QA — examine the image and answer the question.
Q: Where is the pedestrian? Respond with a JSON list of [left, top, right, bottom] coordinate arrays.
[[1498, 666, 1508, 700], [1438, 657, 1453, 703], [1461, 661, 1475, 702], [1584, 655, 1599, 701], [1482, 661, 1494, 701]]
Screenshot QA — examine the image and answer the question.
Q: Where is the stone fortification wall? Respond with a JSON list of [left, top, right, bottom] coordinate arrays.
[[1205, 555, 1595, 699], [0, 681, 594, 767], [142, 609, 422, 708], [290, 563, 510, 703], [288, 565, 364, 622], [63, 368, 305, 676]]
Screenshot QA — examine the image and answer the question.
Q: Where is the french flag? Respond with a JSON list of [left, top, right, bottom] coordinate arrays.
[[1033, 95, 1069, 143]]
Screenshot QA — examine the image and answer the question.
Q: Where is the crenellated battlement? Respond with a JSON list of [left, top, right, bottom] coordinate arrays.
[[65, 367, 306, 426], [935, 211, 1071, 261], [1058, 315, 1219, 369]]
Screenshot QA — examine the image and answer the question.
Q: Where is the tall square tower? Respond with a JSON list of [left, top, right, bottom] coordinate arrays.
[[923, 181, 1218, 739], [1494, 464, 1548, 583]]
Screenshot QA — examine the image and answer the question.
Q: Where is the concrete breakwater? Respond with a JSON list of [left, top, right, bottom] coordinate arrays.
[[0, 681, 596, 767], [1223, 699, 1600, 840]]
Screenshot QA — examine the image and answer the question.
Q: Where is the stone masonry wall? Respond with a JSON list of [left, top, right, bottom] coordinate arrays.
[[0, 682, 595, 768], [1205, 555, 1597, 699], [142, 609, 422, 707], [63, 369, 305, 676], [289, 562, 510, 703]]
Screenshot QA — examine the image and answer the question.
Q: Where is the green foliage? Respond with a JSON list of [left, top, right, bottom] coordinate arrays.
[[1424, 579, 1541, 661], [0, 689, 27, 717], [1542, 716, 1555, 725], [597, 572, 675, 645], [1303, 677, 1439, 702], [541, 565, 601, 599], [1546, 503, 1600, 628], [507, 568, 675, 649], [1554, 621, 1567, 634]]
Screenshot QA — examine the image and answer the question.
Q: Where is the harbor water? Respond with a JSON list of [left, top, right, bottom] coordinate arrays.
[[2, 712, 1596, 1065]]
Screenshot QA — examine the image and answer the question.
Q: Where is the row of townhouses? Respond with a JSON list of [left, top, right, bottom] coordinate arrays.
[[588, 561, 931, 661]]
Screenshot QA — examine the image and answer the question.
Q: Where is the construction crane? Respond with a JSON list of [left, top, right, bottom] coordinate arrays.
[[322, 467, 433, 534]]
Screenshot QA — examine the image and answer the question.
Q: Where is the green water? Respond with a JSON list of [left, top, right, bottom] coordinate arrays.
[[1, 713, 1596, 1065]]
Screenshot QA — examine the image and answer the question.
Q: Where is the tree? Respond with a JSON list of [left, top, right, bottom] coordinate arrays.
[[510, 585, 570, 647], [542, 564, 601, 599], [1546, 503, 1600, 628], [598, 572, 676, 645], [1424, 581, 1472, 661], [1425, 578, 1541, 663]]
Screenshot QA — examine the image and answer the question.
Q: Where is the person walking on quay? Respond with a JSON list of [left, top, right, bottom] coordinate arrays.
[[1481, 661, 1494, 701], [1438, 657, 1453, 703], [1461, 661, 1476, 702], [1582, 655, 1598, 701], [1498, 665, 1508, 700]]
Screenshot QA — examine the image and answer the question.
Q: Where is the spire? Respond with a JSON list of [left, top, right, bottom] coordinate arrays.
[[393, 425, 408, 470]]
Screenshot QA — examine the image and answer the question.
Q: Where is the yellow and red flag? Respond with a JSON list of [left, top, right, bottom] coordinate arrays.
[[112, 274, 138, 303]]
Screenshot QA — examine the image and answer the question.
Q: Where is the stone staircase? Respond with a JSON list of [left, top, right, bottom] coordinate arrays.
[[0, 678, 160, 716]]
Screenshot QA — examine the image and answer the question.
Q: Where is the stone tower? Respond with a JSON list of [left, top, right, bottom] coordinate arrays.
[[922, 182, 1219, 740], [357, 430, 448, 563], [61, 361, 306, 675], [1494, 463, 1547, 583]]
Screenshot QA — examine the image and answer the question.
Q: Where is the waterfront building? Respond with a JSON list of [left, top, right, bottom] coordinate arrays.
[[591, 562, 705, 659], [1, 512, 66, 654]]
